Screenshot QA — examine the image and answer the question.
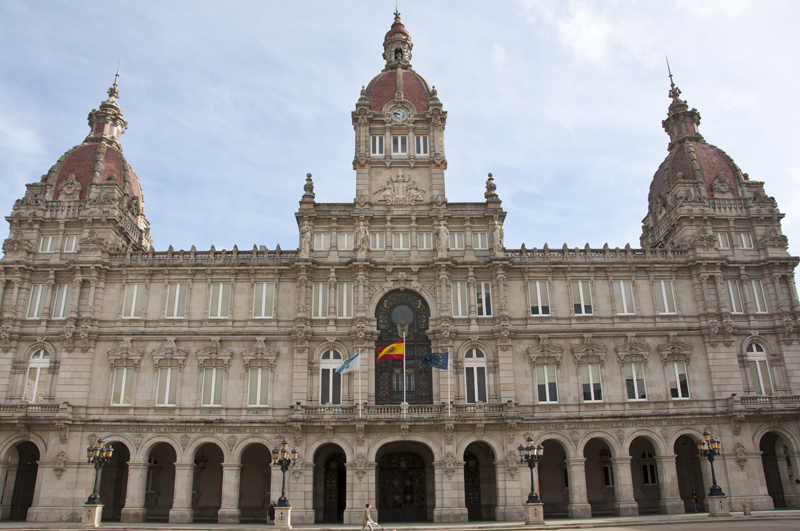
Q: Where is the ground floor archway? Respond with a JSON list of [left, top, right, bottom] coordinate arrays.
[[584, 438, 616, 515], [674, 435, 704, 512], [239, 443, 271, 521], [4, 441, 39, 521], [760, 431, 793, 509], [191, 443, 223, 522], [145, 443, 176, 521], [463, 442, 495, 520], [629, 437, 661, 514], [538, 439, 569, 517], [99, 442, 130, 520], [313, 443, 346, 523], [375, 442, 435, 522]]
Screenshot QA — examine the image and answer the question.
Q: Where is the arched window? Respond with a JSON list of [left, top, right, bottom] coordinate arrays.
[[24, 350, 50, 403], [394, 48, 403, 61], [746, 342, 773, 395], [320, 350, 342, 405], [641, 451, 658, 485], [464, 349, 487, 404]]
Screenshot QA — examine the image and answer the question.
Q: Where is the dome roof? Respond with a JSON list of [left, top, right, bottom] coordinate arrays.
[[49, 142, 143, 202], [365, 69, 432, 112]]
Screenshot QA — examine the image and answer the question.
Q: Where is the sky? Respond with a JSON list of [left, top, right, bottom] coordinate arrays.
[[1, 0, 799, 255]]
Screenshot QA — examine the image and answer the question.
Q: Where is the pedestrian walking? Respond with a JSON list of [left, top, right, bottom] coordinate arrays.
[[361, 503, 376, 531], [268, 500, 276, 525], [690, 490, 698, 512]]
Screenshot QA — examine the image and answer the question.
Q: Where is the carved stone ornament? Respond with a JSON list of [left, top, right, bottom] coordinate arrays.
[[570, 431, 580, 446], [106, 337, 145, 370], [571, 335, 607, 367], [759, 228, 790, 249], [504, 452, 518, 478], [710, 173, 733, 195], [195, 337, 234, 370], [241, 337, 279, 369], [58, 173, 82, 200], [56, 422, 69, 444], [134, 434, 143, 449], [444, 423, 454, 444], [325, 425, 334, 441], [54, 451, 67, 479], [484, 173, 498, 200], [527, 335, 564, 366], [615, 429, 625, 444], [151, 337, 190, 370], [614, 334, 651, 365], [226, 435, 237, 451], [356, 424, 365, 446], [88, 433, 97, 447], [443, 452, 457, 479], [374, 169, 426, 205], [657, 334, 693, 365], [179, 434, 190, 450]]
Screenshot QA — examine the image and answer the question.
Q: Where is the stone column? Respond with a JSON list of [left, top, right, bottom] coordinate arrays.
[[432, 462, 468, 523], [0, 461, 13, 520], [120, 462, 148, 522], [168, 462, 194, 523], [611, 456, 639, 516], [655, 454, 685, 514], [342, 462, 361, 525], [218, 463, 242, 523], [565, 457, 591, 518]]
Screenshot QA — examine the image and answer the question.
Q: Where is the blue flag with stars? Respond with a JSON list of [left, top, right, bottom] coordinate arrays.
[[420, 352, 449, 370]]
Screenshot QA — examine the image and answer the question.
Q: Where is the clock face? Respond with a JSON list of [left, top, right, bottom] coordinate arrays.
[[391, 108, 408, 122]]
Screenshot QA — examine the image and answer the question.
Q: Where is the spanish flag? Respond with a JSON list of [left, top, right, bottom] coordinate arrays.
[[376, 339, 404, 362]]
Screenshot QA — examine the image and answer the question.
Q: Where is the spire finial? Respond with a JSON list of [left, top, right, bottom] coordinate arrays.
[[665, 56, 682, 103], [107, 57, 122, 101]]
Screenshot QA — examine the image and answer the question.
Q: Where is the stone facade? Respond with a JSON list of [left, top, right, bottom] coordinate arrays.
[[1, 11, 799, 525]]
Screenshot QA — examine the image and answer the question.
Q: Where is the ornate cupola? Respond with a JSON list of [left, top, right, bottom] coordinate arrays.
[[84, 77, 128, 150], [662, 79, 703, 152], [383, 10, 413, 69]]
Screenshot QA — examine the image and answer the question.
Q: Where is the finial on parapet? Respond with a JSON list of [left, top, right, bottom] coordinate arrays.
[[302, 173, 315, 201], [485, 172, 499, 200]]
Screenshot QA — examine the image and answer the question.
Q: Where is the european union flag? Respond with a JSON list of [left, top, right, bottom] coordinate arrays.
[[420, 352, 449, 370]]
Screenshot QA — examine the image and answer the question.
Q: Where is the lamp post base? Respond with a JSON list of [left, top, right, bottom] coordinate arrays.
[[81, 504, 103, 528], [274, 506, 292, 529], [524, 502, 544, 525], [707, 495, 730, 517]]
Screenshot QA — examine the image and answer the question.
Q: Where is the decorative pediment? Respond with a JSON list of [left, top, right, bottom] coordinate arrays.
[[58, 173, 83, 200], [657, 334, 693, 365], [710, 173, 734, 196], [107, 337, 145, 370], [527, 335, 564, 366], [195, 337, 234, 369], [614, 334, 651, 365], [374, 169, 426, 206], [571, 334, 607, 366], [151, 337, 190, 370], [241, 337, 279, 369], [758, 228, 789, 250]]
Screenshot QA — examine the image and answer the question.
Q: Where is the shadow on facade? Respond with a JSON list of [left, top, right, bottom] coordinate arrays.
[[314, 443, 346, 523], [145, 442, 176, 521], [239, 443, 272, 521], [0, 441, 39, 521], [99, 442, 130, 520]]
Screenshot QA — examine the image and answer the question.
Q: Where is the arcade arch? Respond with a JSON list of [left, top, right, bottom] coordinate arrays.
[[375, 441, 435, 521]]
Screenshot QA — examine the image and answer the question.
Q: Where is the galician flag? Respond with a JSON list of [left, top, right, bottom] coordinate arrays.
[[377, 339, 405, 362], [336, 352, 361, 374]]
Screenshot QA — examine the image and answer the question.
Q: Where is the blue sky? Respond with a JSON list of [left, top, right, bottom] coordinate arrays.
[[1, 0, 799, 255]]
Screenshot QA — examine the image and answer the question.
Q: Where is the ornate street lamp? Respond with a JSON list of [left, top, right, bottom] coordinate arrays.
[[85, 439, 114, 505], [518, 437, 544, 503], [271, 439, 299, 507], [696, 430, 725, 497]]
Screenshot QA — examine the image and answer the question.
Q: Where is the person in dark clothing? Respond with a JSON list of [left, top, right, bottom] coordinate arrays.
[[268, 500, 276, 524]]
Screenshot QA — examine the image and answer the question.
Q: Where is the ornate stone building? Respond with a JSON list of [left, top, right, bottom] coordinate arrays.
[[1, 11, 799, 525]]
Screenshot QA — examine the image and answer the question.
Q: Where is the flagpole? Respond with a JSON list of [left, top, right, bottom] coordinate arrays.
[[358, 348, 362, 419], [402, 329, 407, 419], [448, 347, 451, 418]]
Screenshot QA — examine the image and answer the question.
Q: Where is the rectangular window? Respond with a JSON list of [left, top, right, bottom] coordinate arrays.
[[727, 280, 744, 314], [581, 363, 603, 401], [738, 232, 754, 249], [529, 280, 551, 316], [654, 280, 676, 314], [52, 284, 72, 319], [314, 233, 330, 251], [63, 236, 78, 252], [472, 232, 488, 249], [111, 367, 134, 405], [156, 367, 178, 406], [248, 367, 270, 406], [571, 280, 593, 315], [392, 232, 410, 250], [24, 367, 48, 403], [449, 232, 464, 250], [253, 282, 275, 318], [338, 232, 353, 250], [749, 359, 773, 395], [625, 362, 647, 400], [208, 282, 230, 318], [370, 232, 385, 250], [452, 281, 468, 317], [337, 282, 353, 318], [312, 282, 328, 318], [716, 232, 731, 249], [123, 283, 145, 318], [613, 280, 635, 315], [537, 364, 558, 403], [604, 465, 615, 486], [27, 284, 46, 319], [643, 463, 658, 485], [668, 361, 690, 399], [465, 366, 487, 404], [39, 236, 57, 252], [418, 232, 432, 249], [371, 135, 384, 156], [320, 368, 342, 405], [165, 283, 187, 318], [201, 367, 224, 406], [747, 279, 768, 313], [476, 281, 492, 317], [391, 135, 408, 154], [415, 135, 429, 155]]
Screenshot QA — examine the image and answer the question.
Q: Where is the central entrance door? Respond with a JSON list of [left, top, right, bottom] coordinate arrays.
[[378, 452, 427, 521], [375, 290, 432, 404]]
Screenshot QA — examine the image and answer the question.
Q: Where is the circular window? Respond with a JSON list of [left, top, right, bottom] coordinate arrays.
[[391, 304, 413, 325]]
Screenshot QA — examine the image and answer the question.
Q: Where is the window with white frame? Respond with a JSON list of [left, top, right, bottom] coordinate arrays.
[[26, 284, 46, 319], [371, 135, 384, 156], [449, 232, 465, 250], [464, 349, 487, 403], [370, 232, 385, 250], [528, 280, 550, 316], [641, 452, 658, 485], [613, 280, 635, 315], [63, 236, 78, 252], [668, 361, 690, 399], [111, 367, 134, 405], [208, 282, 230, 318], [24, 350, 50, 403], [201, 367, 224, 406], [472, 232, 488, 249], [253, 282, 275, 318], [716, 232, 731, 249], [52, 284, 72, 319], [654, 280, 676, 314], [248, 366, 270, 406], [581, 363, 603, 401], [727, 280, 744, 314], [624, 362, 647, 400], [338, 232, 353, 251], [319, 350, 342, 405], [314, 233, 330, 251], [312, 282, 328, 318], [476, 281, 492, 317], [165, 283, 187, 318], [39, 236, 57, 252], [746, 279, 768, 313], [156, 367, 178, 406], [536, 364, 558, 403], [337, 282, 353, 318], [738, 232, 754, 249], [746, 343, 773, 395], [393, 232, 411, 250], [123, 283, 145, 318], [392, 135, 408, 154], [415, 135, 428, 155], [571, 280, 593, 315], [418, 232, 432, 249], [451, 281, 468, 317]]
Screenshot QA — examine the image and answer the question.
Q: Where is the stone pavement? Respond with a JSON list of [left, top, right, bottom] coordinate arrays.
[[0, 510, 799, 531]]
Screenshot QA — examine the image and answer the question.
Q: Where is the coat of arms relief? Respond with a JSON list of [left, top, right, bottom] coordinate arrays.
[[374, 169, 426, 206]]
